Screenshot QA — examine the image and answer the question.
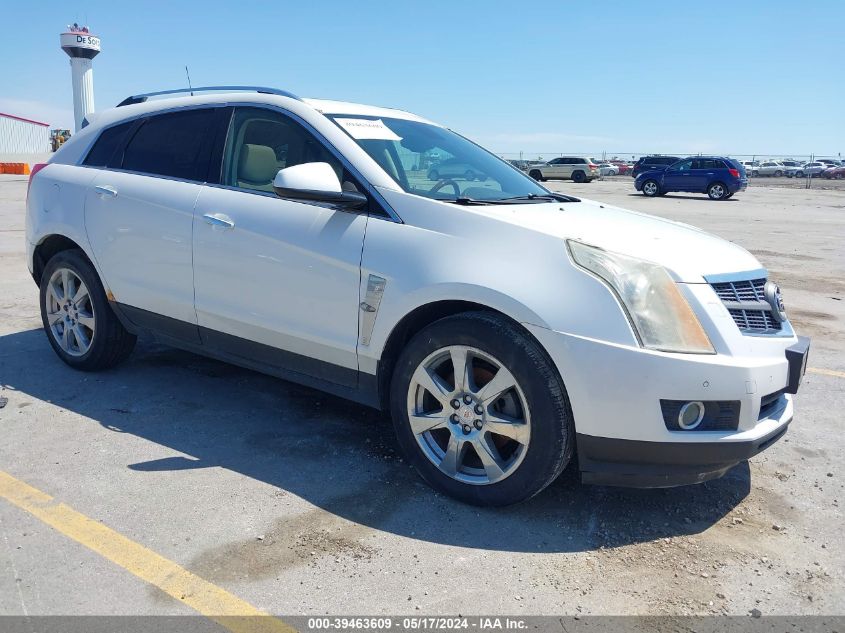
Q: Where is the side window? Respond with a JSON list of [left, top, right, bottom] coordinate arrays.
[[693, 159, 721, 169], [672, 159, 693, 171], [83, 121, 135, 167], [222, 107, 347, 194], [120, 109, 217, 181]]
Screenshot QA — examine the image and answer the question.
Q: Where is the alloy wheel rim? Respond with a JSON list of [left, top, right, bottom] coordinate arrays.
[[711, 185, 724, 198], [406, 345, 531, 485], [45, 268, 95, 357], [644, 182, 657, 195]]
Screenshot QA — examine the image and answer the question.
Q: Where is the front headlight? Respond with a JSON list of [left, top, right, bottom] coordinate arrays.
[[567, 240, 714, 354]]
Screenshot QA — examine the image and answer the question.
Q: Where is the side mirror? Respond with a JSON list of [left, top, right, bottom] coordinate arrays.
[[272, 162, 368, 210]]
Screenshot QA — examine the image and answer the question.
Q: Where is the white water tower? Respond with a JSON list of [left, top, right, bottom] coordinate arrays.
[[60, 24, 101, 132]]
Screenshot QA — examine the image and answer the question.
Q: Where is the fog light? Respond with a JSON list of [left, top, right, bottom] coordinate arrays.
[[678, 401, 705, 430]]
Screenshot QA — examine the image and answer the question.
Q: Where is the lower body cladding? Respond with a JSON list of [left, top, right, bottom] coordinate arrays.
[[526, 324, 810, 487]]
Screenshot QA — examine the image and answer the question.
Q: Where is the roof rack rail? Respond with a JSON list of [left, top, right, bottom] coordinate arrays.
[[116, 86, 300, 107]]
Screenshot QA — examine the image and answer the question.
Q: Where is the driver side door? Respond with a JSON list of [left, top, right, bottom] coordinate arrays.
[[662, 158, 694, 191], [192, 106, 368, 387]]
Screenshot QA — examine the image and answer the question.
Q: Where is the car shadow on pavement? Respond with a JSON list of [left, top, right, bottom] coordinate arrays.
[[1, 328, 751, 554], [626, 193, 739, 202]]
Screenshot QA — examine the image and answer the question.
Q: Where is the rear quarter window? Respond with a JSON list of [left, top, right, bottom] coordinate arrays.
[[120, 109, 218, 181], [83, 121, 135, 167]]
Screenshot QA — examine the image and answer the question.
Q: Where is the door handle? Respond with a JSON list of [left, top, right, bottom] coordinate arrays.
[[94, 185, 118, 198], [203, 213, 235, 229]]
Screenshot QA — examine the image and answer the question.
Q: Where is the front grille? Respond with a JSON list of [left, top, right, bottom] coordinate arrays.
[[710, 277, 783, 334]]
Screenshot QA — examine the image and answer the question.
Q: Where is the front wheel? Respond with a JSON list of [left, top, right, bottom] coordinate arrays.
[[40, 249, 136, 370], [641, 179, 660, 196], [774, 170, 783, 177], [529, 170, 545, 182], [390, 312, 573, 506], [707, 182, 728, 200]]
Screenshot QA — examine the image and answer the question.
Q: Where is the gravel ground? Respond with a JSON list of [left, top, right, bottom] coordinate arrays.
[[0, 174, 842, 618]]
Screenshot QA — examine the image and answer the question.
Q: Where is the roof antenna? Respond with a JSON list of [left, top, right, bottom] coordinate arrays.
[[185, 66, 194, 96]]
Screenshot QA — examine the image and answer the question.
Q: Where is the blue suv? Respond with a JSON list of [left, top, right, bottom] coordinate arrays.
[[634, 156, 747, 200]]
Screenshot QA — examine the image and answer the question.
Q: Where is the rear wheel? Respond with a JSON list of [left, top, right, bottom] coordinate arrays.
[[796, 170, 805, 178], [39, 249, 136, 370], [707, 182, 728, 200], [529, 170, 544, 182], [774, 170, 783, 177], [642, 179, 660, 197], [390, 312, 573, 506], [571, 170, 586, 183]]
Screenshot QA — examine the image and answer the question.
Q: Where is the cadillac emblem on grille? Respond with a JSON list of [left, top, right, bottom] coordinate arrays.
[[764, 281, 787, 323]]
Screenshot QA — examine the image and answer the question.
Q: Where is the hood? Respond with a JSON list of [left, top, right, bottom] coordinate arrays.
[[479, 198, 762, 283]]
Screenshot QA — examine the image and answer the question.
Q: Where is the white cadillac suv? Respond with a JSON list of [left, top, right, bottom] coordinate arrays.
[[25, 86, 809, 506]]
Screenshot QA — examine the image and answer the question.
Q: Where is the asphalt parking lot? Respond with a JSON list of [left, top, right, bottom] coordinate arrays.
[[0, 174, 843, 620]]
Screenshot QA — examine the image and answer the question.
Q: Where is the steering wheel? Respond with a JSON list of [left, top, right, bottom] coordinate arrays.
[[429, 179, 461, 197]]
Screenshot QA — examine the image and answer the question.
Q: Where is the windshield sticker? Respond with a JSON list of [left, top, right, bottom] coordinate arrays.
[[335, 118, 402, 141]]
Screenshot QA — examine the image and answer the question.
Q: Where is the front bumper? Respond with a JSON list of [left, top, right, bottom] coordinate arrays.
[[526, 323, 806, 488], [576, 419, 789, 487]]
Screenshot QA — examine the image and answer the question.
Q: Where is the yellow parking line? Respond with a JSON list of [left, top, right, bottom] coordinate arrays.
[[0, 470, 295, 633], [808, 367, 845, 379]]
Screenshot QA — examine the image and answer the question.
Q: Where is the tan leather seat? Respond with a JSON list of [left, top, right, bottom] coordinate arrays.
[[237, 144, 279, 192]]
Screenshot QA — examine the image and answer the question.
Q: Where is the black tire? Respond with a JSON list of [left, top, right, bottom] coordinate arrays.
[[752, 170, 759, 177], [39, 249, 136, 371], [796, 170, 804, 178], [571, 170, 586, 183], [707, 182, 728, 200], [529, 169, 545, 182], [724, 192, 734, 199], [641, 179, 660, 197], [390, 312, 574, 506], [774, 170, 783, 177]]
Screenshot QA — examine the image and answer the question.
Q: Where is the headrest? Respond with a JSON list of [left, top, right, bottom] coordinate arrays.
[[238, 144, 278, 184]]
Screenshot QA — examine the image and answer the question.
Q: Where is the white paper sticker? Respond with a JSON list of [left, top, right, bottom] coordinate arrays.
[[335, 118, 402, 141]]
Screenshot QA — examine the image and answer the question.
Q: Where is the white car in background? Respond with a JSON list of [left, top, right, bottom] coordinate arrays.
[[740, 160, 759, 175], [779, 160, 805, 177], [25, 86, 809, 506], [596, 162, 620, 176], [754, 161, 785, 177], [802, 162, 828, 177]]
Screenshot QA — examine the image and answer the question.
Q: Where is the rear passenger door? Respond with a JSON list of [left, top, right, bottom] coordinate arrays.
[[689, 158, 714, 191], [84, 107, 224, 337]]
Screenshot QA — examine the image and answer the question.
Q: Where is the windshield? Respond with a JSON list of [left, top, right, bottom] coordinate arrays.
[[330, 115, 553, 203]]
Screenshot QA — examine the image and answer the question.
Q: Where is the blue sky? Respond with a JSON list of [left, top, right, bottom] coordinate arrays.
[[1, 0, 842, 158]]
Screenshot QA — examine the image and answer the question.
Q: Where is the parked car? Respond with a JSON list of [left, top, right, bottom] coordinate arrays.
[[528, 156, 599, 183], [631, 155, 682, 179], [26, 86, 808, 506], [596, 162, 620, 176], [428, 158, 486, 181], [739, 160, 759, 175], [779, 160, 805, 177], [610, 160, 631, 175], [801, 162, 829, 177], [817, 159, 842, 168], [635, 156, 748, 200], [506, 159, 530, 172], [754, 161, 785, 177], [822, 166, 845, 179]]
